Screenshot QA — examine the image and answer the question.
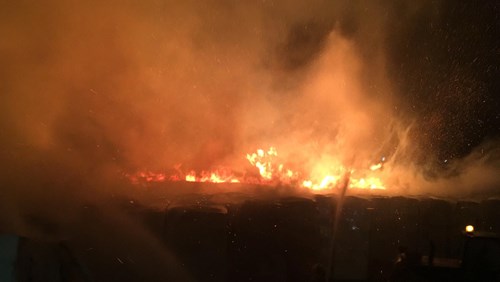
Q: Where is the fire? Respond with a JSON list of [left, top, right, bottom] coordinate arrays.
[[350, 177, 385, 190], [245, 147, 298, 183], [303, 175, 341, 191], [370, 163, 383, 171], [127, 147, 386, 192], [185, 172, 196, 182], [185, 169, 240, 183], [246, 147, 276, 180]]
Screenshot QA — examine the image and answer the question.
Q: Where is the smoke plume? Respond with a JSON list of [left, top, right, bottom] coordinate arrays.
[[0, 0, 499, 233]]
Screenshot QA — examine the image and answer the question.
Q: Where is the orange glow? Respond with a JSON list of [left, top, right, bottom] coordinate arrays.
[[185, 172, 196, 182], [246, 147, 279, 180], [126, 147, 386, 192], [350, 177, 385, 190], [182, 169, 240, 183], [370, 163, 383, 171]]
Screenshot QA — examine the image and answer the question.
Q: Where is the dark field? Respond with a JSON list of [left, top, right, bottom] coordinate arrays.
[[15, 183, 498, 282]]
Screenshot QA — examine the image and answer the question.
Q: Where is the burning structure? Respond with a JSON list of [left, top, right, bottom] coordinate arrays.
[[0, 0, 499, 281]]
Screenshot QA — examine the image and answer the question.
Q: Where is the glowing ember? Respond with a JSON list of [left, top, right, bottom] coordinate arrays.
[[184, 169, 240, 183], [370, 163, 383, 171], [185, 172, 196, 182], [126, 147, 386, 192], [246, 147, 279, 180]]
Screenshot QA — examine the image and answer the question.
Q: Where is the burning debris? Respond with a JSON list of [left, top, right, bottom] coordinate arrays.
[[126, 147, 386, 192]]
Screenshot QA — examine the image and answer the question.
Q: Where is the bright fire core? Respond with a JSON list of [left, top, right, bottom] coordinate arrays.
[[127, 147, 386, 192]]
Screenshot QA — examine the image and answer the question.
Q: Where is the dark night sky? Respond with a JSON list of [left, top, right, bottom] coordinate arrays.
[[386, 0, 500, 161]]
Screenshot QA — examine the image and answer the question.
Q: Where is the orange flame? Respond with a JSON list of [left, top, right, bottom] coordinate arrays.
[[127, 147, 386, 192]]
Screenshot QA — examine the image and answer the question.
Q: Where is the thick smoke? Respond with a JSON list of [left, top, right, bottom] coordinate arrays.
[[0, 0, 499, 234]]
